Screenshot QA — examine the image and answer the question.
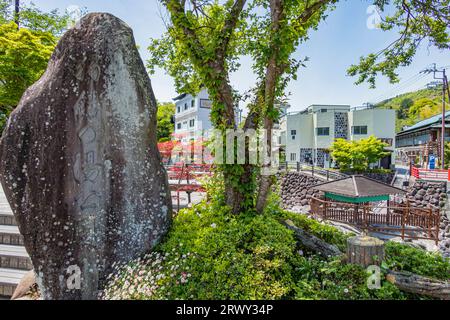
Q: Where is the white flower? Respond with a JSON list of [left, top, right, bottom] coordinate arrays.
[[211, 223, 217, 228]]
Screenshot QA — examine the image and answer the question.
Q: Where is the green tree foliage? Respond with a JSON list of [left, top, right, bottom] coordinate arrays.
[[376, 86, 449, 132], [444, 142, 450, 169], [157, 102, 175, 142], [330, 136, 389, 171], [408, 98, 439, 120], [0, 1, 71, 37], [0, 0, 70, 131], [149, 0, 337, 214], [329, 138, 353, 171], [398, 98, 413, 119], [0, 22, 56, 106], [348, 0, 449, 88]]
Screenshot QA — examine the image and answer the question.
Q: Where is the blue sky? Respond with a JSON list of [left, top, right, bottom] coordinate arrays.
[[34, 0, 449, 112]]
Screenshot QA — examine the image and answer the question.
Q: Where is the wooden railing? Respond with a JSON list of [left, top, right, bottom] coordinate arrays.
[[310, 197, 440, 244]]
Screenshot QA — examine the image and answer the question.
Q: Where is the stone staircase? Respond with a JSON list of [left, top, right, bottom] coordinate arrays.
[[0, 187, 32, 298]]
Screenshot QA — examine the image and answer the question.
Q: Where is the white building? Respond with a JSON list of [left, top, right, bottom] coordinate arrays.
[[285, 105, 396, 169], [173, 88, 212, 143]]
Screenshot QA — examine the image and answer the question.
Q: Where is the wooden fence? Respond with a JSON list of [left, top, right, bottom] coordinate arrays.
[[310, 197, 440, 244], [411, 167, 450, 182]]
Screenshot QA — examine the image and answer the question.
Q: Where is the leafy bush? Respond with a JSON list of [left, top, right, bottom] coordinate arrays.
[[102, 189, 449, 300], [275, 210, 352, 252], [103, 201, 299, 300], [329, 136, 389, 171], [291, 256, 404, 300], [384, 242, 450, 280]]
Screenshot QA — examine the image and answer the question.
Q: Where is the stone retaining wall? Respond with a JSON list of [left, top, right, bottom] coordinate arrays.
[[280, 172, 324, 211], [406, 181, 447, 209]]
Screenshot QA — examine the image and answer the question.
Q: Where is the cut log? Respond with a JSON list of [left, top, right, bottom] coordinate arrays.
[[347, 236, 385, 267], [282, 220, 342, 258], [386, 270, 450, 300]]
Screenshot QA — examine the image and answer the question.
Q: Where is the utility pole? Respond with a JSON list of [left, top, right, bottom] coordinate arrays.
[[14, 0, 20, 29], [422, 64, 449, 169]]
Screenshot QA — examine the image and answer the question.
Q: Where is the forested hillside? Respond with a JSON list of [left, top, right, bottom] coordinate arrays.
[[376, 86, 450, 132]]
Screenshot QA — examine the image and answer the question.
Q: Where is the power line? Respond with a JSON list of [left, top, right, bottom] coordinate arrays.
[[369, 73, 425, 103], [367, 72, 428, 104]]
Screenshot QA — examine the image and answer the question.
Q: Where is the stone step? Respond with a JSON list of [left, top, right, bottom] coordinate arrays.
[[0, 225, 24, 246], [0, 268, 28, 297], [0, 244, 32, 271]]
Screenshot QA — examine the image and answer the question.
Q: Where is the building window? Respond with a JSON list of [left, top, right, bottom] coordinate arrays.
[[380, 138, 393, 146], [191, 100, 195, 108], [316, 127, 330, 136], [290, 153, 297, 161], [177, 123, 181, 130], [320, 109, 327, 113], [189, 119, 195, 127], [352, 126, 368, 135], [177, 106, 181, 113], [291, 130, 297, 136], [184, 103, 188, 111]]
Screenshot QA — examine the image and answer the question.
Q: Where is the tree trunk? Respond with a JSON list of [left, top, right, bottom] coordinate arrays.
[[346, 236, 385, 267], [256, 175, 273, 213], [224, 164, 256, 214], [386, 270, 450, 300], [282, 220, 342, 258]]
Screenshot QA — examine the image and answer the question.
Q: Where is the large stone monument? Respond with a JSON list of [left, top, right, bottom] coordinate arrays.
[[0, 13, 172, 299]]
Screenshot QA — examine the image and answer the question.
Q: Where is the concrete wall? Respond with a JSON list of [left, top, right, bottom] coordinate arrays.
[[174, 89, 211, 142], [349, 109, 395, 143], [313, 111, 335, 149], [285, 106, 396, 167], [286, 113, 314, 162]]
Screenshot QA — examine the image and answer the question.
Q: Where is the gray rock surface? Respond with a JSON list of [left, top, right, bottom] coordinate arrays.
[[0, 13, 172, 299], [280, 172, 323, 211], [406, 181, 447, 209]]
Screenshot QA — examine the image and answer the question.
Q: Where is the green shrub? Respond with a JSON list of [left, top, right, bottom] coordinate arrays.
[[103, 201, 299, 300], [102, 190, 449, 300], [291, 256, 405, 300], [384, 242, 450, 280], [275, 210, 352, 252]]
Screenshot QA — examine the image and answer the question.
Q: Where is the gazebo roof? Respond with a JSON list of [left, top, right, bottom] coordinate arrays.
[[313, 175, 405, 199]]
